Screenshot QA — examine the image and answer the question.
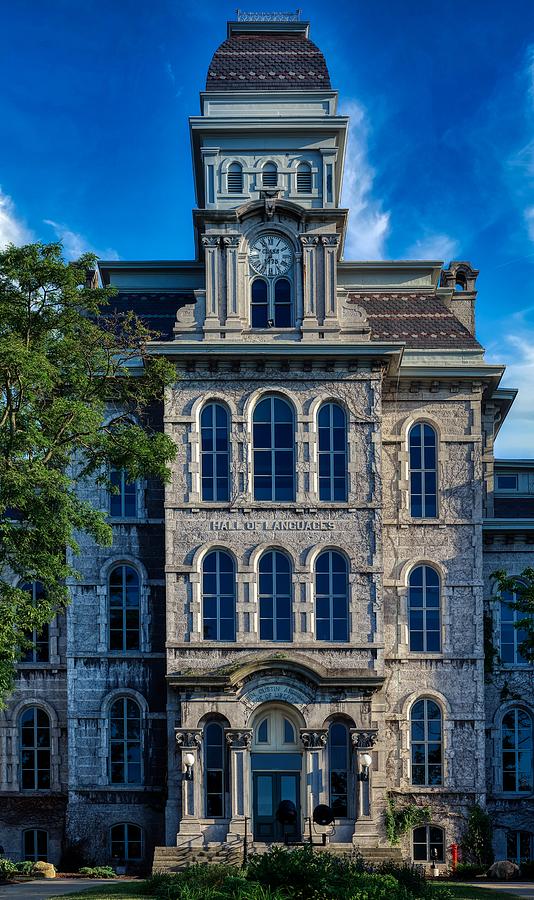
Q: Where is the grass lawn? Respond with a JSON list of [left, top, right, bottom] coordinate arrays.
[[52, 884, 149, 899], [436, 884, 526, 900]]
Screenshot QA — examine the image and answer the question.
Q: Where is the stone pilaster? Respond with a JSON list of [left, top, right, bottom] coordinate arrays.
[[321, 235, 340, 323], [222, 235, 241, 334], [299, 235, 319, 336], [175, 729, 203, 845], [225, 729, 253, 842], [300, 729, 328, 820], [351, 730, 378, 847], [202, 235, 222, 339]]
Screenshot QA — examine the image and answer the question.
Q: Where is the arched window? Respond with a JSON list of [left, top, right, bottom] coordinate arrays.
[[409, 423, 437, 518], [227, 162, 243, 193], [111, 823, 143, 862], [413, 825, 445, 863], [21, 581, 49, 663], [318, 402, 347, 501], [251, 278, 269, 328], [408, 566, 441, 652], [200, 402, 230, 502], [109, 467, 137, 518], [410, 699, 442, 786], [329, 722, 349, 817], [20, 707, 51, 790], [274, 278, 292, 327], [23, 829, 48, 861], [205, 722, 226, 816], [202, 550, 236, 641], [109, 565, 140, 651], [500, 586, 530, 665], [110, 698, 142, 785], [253, 708, 299, 750], [262, 162, 278, 187], [296, 162, 312, 193], [253, 396, 295, 501], [502, 708, 533, 793], [315, 551, 349, 642], [259, 551, 292, 641]]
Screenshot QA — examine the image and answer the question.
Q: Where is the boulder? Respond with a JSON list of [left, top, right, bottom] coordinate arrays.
[[486, 860, 520, 880], [32, 861, 56, 879]]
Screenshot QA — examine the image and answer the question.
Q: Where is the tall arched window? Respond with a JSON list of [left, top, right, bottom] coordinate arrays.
[[410, 699, 442, 786], [251, 278, 269, 328], [200, 402, 230, 502], [315, 550, 349, 642], [502, 708, 533, 793], [296, 162, 312, 193], [409, 423, 437, 518], [259, 551, 292, 642], [205, 722, 226, 817], [227, 162, 243, 193], [262, 162, 278, 187], [109, 467, 137, 518], [413, 825, 445, 862], [202, 550, 236, 641], [110, 823, 143, 862], [20, 707, 51, 790], [500, 586, 530, 665], [253, 396, 295, 501], [318, 402, 347, 501], [109, 565, 140, 651], [408, 566, 441, 652], [21, 581, 49, 663], [110, 698, 142, 785], [274, 278, 292, 327], [23, 829, 48, 862], [329, 722, 349, 817]]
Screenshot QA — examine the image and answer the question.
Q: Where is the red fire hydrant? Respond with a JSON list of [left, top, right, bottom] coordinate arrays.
[[449, 843, 460, 871]]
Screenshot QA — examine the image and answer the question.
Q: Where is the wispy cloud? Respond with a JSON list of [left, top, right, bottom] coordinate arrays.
[[340, 101, 390, 260], [0, 188, 33, 249], [492, 331, 534, 457], [44, 219, 119, 261], [406, 232, 459, 262]]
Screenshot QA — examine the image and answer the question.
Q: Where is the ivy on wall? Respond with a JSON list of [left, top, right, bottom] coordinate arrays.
[[384, 794, 431, 846]]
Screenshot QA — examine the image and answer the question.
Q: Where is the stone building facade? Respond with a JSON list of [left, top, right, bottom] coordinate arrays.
[[1, 14, 533, 872]]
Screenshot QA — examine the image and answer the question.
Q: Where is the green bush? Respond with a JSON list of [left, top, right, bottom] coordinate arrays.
[[373, 862, 431, 897], [78, 865, 116, 878], [0, 858, 18, 879], [15, 861, 35, 874], [450, 862, 486, 880]]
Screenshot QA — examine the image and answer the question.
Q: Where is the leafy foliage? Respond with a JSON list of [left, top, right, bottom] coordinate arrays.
[[0, 857, 18, 879], [449, 862, 486, 880], [385, 795, 431, 847], [0, 242, 176, 704], [491, 568, 534, 663], [79, 865, 117, 878], [460, 804, 494, 867]]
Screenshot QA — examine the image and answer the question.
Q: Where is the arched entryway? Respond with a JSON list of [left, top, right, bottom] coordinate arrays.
[[250, 704, 303, 841]]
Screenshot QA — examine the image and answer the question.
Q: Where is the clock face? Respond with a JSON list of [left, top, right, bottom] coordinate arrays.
[[249, 234, 293, 277]]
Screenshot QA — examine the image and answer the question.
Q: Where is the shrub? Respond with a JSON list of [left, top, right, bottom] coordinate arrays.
[[451, 862, 486, 880], [373, 862, 430, 897], [0, 858, 18, 880], [460, 805, 494, 867], [15, 861, 35, 874], [78, 865, 116, 878], [521, 860, 534, 879]]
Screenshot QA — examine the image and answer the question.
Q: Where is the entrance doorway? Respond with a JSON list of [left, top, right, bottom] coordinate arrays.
[[253, 771, 301, 841]]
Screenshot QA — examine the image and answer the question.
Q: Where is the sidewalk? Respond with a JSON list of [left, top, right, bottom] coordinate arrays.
[[0, 879, 136, 899], [464, 884, 534, 898]]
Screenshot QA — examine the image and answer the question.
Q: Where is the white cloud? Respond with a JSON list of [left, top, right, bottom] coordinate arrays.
[[340, 101, 390, 260], [44, 219, 119, 261], [490, 331, 534, 457], [0, 188, 33, 249], [406, 233, 459, 262], [524, 206, 534, 242]]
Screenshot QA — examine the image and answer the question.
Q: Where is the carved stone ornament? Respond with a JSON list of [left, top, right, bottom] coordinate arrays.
[[201, 235, 221, 249], [225, 729, 253, 749], [299, 234, 319, 247], [351, 730, 378, 750], [175, 729, 202, 749], [175, 304, 196, 325], [222, 235, 240, 249], [320, 235, 340, 247], [300, 729, 328, 749]]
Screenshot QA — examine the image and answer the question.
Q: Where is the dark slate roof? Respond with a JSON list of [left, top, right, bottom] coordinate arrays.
[[106, 293, 194, 340], [206, 31, 331, 92], [495, 497, 534, 519], [348, 293, 482, 350]]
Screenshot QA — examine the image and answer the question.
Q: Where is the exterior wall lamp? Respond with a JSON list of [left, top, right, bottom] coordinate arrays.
[[357, 752, 372, 782], [183, 752, 195, 781]]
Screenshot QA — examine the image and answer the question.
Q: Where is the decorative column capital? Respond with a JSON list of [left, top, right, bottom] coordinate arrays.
[[300, 729, 328, 749], [320, 235, 340, 247], [225, 729, 252, 749], [222, 235, 241, 249], [201, 235, 221, 249], [175, 729, 202, 749], [350, 729, 378, 750], [299, 234, 319, 248]]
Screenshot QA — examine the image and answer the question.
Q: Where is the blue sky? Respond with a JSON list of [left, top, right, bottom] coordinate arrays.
[[1, 0, 534, 456]]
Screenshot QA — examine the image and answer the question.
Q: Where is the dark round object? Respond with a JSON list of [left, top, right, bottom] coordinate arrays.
[[313, 804, 335, 826], [276, 800, 297, 825]]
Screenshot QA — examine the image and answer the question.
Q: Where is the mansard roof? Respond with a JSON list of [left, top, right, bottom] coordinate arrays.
[[348, 292, 482, 350], [206, 27, 331, 92]]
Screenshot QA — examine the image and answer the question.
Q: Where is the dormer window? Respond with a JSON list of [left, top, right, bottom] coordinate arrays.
[[262, 162, 278, 187], [227, 162, 243, 193], [296, 162, 312, 193]]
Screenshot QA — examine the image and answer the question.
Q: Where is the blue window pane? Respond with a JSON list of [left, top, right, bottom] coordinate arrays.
[[202, 552, 236, 642], [201, 403, 230, 501]]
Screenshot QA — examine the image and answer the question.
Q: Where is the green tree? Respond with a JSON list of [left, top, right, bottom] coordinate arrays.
[[0, 242, 176, 704], [460, 804, 494, 867], [492, 568, 534, 662]]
